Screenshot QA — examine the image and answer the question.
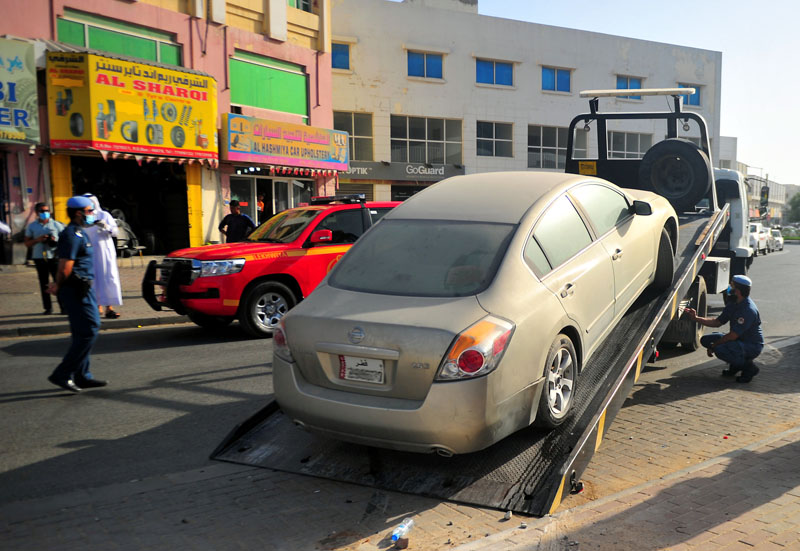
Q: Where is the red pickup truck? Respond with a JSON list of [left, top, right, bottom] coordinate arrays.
[[143, 195, 400, 337]]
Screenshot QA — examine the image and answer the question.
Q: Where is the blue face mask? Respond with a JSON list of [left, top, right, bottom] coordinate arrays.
[[38, 212, 50, 221], [725, 285, 734, 296], [84, 214, 96, 226]]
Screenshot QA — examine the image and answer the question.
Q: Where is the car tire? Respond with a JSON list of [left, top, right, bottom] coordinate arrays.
[[535, 333, 578, 429], [238, 281, 296, 338], [188, 312, 234, 329], [651, 228, 675, 291], [638, 139, 712, 213]]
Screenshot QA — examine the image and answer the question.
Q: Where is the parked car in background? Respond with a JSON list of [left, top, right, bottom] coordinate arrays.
[[273, 172, 679, 455], [143, 195, 400, 337], [770, 228, 784, 251], [749, 222, 768, 256]]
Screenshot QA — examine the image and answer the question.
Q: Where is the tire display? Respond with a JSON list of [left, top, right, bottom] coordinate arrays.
[[638, 139, 712, 213]]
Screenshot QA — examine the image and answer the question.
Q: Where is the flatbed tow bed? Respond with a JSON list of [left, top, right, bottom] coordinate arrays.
[[212, 208, 728, 515]]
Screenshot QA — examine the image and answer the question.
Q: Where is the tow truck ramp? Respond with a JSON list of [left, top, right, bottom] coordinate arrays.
[[212, 207, 729, 516]]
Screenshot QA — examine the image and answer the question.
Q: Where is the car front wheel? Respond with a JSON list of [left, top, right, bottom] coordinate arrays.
[[535, 333, 578, 429], [238, 281, 296, 337]]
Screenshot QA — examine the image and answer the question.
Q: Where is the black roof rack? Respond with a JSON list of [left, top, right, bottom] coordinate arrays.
[[310, 194, 366, 205]]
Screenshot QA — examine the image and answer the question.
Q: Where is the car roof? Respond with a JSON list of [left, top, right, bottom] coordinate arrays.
[[384, 171, 598, 223]]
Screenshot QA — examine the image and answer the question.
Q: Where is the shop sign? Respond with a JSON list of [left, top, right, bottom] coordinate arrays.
[[344, 161, 465, 181], [46, 52, 218, 159], [0, 38, 39, 145], [221, 113, 348, 171]]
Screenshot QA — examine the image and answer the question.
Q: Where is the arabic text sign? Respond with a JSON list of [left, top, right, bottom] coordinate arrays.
[[221, 113, 348, 171], [47, 52, 218, 158], [0, 38, 40, 145]]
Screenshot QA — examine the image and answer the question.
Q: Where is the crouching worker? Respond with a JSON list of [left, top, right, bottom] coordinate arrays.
[[685, 275, 763, 383]]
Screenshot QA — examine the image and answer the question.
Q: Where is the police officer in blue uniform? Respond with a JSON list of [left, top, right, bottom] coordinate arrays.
[[46, 196, 107, 393], [685, 275, 764, 383]]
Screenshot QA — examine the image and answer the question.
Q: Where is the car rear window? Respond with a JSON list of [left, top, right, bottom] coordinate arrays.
[[329, 219, 516, 297]]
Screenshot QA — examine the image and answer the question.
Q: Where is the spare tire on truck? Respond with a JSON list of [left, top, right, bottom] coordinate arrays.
[[638, 138, 712, 213]]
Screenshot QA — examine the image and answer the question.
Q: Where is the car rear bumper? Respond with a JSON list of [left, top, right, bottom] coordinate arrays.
[[273, 355, 539, 455]]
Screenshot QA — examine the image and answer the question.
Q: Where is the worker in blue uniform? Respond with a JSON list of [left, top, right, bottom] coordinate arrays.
[[46, 196, 107, 393], [685, 274, 764, 383]]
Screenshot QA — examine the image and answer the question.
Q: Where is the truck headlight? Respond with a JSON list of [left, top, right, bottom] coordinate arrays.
[[199, 258, 246, 277]]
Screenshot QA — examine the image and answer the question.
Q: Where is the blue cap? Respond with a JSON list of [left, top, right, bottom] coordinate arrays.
[[732, 275, 752, 287], [66, 196, 93, 208]]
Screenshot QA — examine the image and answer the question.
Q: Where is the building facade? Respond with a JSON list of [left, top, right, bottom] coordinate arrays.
[[1, 0, 341, 262], [331, 0, 723, 201]]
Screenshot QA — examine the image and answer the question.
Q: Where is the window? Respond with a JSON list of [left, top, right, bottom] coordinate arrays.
[[288, 0, 312, 13], [616, 76, 642, 100], [542, 66, 570, 92], [523, 236, 551, 277], [477, 121, 512, 157], [229, 51, 308, 119], [334, 111, 373, 161], [533, 195, 592, 269], [570, 184, 631, 236], [407, 51, 443, 79], [391, 115, 462, 164], [57, 9, 182, 65], [476, 59, 513, 86], [608, 131, 652, 159], [679, 83, 701, 106], [314, 210, 364, 244], [332, 43, 350, 70], [528, 125, 569, 169]]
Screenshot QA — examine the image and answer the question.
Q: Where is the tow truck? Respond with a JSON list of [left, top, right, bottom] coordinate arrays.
[[211, 89, 750, 515]]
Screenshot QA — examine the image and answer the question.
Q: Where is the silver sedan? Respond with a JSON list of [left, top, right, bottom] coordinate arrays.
[[273, 172, 678, 455]]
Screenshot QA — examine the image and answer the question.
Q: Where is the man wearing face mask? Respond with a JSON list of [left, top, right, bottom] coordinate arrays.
[[685, 275, 764, 383], [24, 202, 65, 315], [46, 196, 107, 393]]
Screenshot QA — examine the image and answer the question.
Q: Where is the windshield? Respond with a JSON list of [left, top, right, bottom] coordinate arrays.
[[247, 209, 320, 243], [771, 230, 781, 236], [329, 219, 516, 297], [749, 224, 757, 232]]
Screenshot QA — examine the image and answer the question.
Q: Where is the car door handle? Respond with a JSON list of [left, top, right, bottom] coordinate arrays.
[[560, 283, 575, 298], [612, 248, 623, 260]]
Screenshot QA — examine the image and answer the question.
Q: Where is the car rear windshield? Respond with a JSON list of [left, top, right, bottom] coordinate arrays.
[[247, 209, 319, 243], [329, 219, 516, 297]]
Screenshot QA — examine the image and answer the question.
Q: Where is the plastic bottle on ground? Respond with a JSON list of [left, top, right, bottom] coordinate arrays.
[[391, 517, 415, 542]]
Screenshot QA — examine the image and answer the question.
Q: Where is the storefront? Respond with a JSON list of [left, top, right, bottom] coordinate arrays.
[[45, 50, 218, 253], [219, 113, 348, 225], [339, 161, 465, 202]]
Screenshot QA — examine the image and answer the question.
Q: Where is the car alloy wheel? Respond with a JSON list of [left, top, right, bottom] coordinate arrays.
[[239, 281, 296, 337], [536, 333, 578, 429], [254, 291, 289, 330]]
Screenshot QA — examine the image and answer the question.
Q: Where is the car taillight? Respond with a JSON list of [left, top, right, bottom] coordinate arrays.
[[437, 316, 515, 380], [273, 321, 294, 363]]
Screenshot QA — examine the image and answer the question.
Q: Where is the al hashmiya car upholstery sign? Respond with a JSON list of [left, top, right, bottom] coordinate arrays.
[[0, 38, 40, 145]]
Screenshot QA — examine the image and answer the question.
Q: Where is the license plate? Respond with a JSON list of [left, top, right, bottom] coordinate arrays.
[[338, 355, 385, 384]]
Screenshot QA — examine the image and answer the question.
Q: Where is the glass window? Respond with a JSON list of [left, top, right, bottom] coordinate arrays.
[[288, 0, 312, 13], [476, 59, 513, 86], [523, 236, 551, 277], [543, 66, 570, 92], [332, 43, 350, 70], [528, 125, 570, 169], [570, 184, 631, 236], [390, 115, 462, 164], [408, 51, 442, 79], [477, 121, 513, 157], [608, 131, 653, 159], [616, 76, 642, 100], [230, 52, 308, 119], [329, 220, 516, 297], [408, 51, 425, 77], [314, 210, 364, 244], [534, 195, 592, 269], [679, 83, 701, 106], [247, 208, 319, 243], [334, 111, 373, 161]]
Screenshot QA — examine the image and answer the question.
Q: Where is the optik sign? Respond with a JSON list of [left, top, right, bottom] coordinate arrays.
[[0, 38, 39, 145]]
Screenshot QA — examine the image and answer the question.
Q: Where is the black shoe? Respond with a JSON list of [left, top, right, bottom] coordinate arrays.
[[48, 375, 81, 393], [42, 309, 52, 315], [737, 366, 760, 383], [75, 378, 108, 389], [721, 366, 741, 377]]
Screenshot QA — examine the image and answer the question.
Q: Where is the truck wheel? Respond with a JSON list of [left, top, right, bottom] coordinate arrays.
[[535, 334, 578, 429], [681, 277, 707, 351], [239, 281, 296, 337], [638, 139, 711, 212], [188, 312, 234, 329], [651, 228, 674, 291]]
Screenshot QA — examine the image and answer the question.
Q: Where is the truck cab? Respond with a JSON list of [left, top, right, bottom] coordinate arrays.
[[711, 168, 754, 274]]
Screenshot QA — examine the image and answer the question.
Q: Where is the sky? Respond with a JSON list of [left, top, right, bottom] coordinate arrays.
[[402, 0, 796, 185]]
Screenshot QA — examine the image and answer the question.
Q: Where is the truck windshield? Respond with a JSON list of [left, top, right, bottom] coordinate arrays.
[[247, 209, 319, 243], [329, 219, 515, 297]]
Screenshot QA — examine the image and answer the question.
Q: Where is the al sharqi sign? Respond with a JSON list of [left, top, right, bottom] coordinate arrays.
[[46, 52, 218, 160]]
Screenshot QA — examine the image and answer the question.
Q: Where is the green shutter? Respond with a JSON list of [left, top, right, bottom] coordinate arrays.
[[57, 19, 86, 47], [88, 26, 158, 62], [229, 58, 308, 118], [159, 43, 182, 66]]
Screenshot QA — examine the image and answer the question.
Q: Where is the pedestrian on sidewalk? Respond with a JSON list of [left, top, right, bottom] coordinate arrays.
[[83, 193, 122, 319], [24, 202, 65, 315], [46, 196, 107, 393], [685, 274, 764, 383], [218, 200, 255, 243]]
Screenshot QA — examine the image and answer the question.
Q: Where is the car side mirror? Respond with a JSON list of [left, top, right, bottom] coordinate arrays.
[[309, 229, 333, 244], [630, 200, 652, 216]]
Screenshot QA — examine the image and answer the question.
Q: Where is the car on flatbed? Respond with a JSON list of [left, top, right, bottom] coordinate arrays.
[[143, 195, 400, 337]]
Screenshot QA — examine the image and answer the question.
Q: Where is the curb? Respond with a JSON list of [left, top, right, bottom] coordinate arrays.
[[0, 314, 190, 338]]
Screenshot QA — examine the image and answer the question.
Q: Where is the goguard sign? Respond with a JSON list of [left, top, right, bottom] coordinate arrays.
[[46, 52, 218, 160]]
